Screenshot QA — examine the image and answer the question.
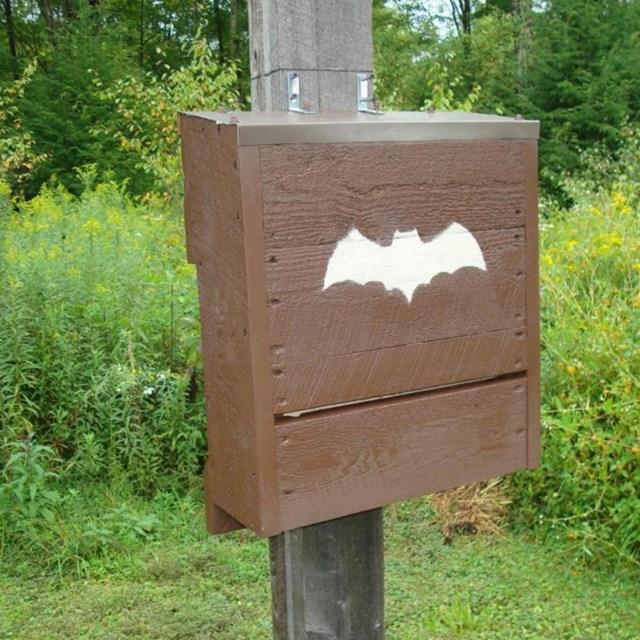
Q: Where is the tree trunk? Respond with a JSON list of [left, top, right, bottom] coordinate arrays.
[[213, 0, 226, 64], [462, 0, 471, 35], [230, 0, 239, 59], [37, 0, 57, 42], [450, 0, 472, 58], [2, 0, 18, 78], [62, 0, 76, 20], [139, 0, 145, 66], [512, 0, 532, 99], [230, 0, 246, 104], [450, 0, 472, 36]]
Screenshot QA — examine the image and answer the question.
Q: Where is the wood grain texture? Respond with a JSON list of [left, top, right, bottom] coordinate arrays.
[[273, 328, 527, 413], [260, 140, 527, 250], [267, 230, 524, 350], [239, 145, 282, 535], [251, 70, 372, 113], [182, 113, 539, 534], [181, 116, 280, 536], [270, 512, 384, 639], [276, 376, 528, 531], [249, 0, 372, 112], [204, 459, 245, 534], [260, 139, 529, 413], [524, 140, 541, 468]]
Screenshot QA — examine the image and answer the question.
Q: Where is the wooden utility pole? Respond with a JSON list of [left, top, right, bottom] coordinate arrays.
[[248, 1, 385, 637], [249, 0, 373, 112]]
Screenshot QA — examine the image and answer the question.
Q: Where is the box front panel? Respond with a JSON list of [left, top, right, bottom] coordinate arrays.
[[261, 139, 530, 414], [276, 375, 528, 530]]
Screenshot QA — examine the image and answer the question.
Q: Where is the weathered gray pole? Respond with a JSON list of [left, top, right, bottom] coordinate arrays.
[[248, 1, 385, 638]]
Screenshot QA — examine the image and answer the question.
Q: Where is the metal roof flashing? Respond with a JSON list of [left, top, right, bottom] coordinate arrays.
[[181, 111, 540, 146]]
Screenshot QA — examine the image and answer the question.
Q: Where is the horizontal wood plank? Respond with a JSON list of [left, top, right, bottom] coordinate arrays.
[[267, 226, 525, 413], [273, 327, 527, 413], [260, 140, 527, 251], [266, 228, 522, 295], [268, 231, 525, 358], [276, 376, 528, 530]]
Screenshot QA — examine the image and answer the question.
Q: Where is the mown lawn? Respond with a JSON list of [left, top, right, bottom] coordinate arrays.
[[1, 497, 638, 640]]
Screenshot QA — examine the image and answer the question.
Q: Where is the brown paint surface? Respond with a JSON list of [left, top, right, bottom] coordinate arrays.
[[276, 376, 528, 531], [524, 140, 541, 467], [204, 460, 245, 534], [273, 328, 527, 412], [180, 114, 540, 537], [181, 116, 280, 536], [260, 140, 526, 250], [261, 141, 529, 414]]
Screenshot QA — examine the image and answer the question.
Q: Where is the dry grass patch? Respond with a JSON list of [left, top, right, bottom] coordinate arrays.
[[430, 478, 510, 544]]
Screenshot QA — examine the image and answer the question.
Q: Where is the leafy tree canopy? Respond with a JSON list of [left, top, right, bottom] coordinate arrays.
[[0, 0, 639, 199]]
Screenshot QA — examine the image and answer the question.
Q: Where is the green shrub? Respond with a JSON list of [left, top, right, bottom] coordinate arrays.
[[0, 62, 47, 191], [18, 12, 148, 198], [0, 176, 205, 495], [511, 133, 640, 562], [94, 35, 240, 200]]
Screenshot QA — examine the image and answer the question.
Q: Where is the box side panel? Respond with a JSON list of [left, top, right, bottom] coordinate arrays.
[[180, 115, 222, 266], [180, 116, 279, 535], [524, 140, 541, 468], [276, 376, 527, 531], [238, 146, 281, 535], [203, 459, 245, 534], [261, 140, 528, 413]]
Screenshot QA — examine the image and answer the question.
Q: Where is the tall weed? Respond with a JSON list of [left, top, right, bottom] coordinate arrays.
[[511, 131, 640, 562], [0, 177, 205, 495]]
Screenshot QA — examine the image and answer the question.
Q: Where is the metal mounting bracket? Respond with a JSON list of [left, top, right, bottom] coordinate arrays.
[[357, 73, 383, 115], [288, 72, 314, 114]]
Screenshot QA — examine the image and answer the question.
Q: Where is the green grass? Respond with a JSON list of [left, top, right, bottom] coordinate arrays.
[[1, 493, 638, 640], [2, 117, 640, 640]]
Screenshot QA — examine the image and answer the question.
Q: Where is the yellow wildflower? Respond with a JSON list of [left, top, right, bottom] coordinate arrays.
[[82, 217, 102, 234], [612, 191, 632, 215], [106, 207, 124, 227]]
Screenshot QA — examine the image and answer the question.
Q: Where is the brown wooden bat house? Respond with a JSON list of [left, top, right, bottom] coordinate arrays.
[[180, 111, 540, 537]]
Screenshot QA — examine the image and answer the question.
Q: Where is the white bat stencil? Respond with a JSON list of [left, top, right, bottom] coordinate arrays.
[[323, 222, 487, 302]]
